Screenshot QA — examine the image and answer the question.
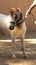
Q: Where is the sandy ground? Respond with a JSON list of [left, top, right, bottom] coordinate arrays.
[[0, 31, 36, 65], [0, 41, 36, 65]]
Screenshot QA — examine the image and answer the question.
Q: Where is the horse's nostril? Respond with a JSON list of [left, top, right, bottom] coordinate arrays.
[[9, 26, 14, 30]]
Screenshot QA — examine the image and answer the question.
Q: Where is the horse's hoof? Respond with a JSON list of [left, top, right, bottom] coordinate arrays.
[[21, 48, 23, 51], [12, 54, 16, 58], [23, 55, 28, 58], [24, 56, 27, 58]]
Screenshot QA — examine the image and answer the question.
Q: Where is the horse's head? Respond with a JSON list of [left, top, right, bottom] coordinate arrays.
[[9, 8, 22, 30]]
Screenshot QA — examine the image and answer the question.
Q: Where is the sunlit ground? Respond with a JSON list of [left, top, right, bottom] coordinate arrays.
[[0, 39, 36, 43]]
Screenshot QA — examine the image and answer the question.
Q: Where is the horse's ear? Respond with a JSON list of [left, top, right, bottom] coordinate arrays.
[[16, 8, 21, 12]]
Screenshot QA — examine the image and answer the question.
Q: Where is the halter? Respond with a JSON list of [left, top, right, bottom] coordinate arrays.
[[9, 15, 25, 30], [10, 16, 25, 26]]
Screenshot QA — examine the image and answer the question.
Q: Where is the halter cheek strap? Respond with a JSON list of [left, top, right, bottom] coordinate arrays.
[[16, 17, 25, 26], [14, 12, 23, 25], [15, 12, 25, 26]]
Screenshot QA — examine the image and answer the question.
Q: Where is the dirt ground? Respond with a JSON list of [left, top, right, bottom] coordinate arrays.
[[0, 58, 36, 65], [0, 41, 36, 65], [0, 30, 36, 65]]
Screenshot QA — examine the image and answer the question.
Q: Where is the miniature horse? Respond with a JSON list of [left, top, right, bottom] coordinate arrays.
[[0, 8, 27, 58]]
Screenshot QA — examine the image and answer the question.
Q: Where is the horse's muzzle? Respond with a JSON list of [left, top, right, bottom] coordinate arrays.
[[9, 25, 14, 30]]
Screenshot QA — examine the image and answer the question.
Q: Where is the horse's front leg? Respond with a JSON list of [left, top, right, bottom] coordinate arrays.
[[11, 35, 16, 58], [20, 35, 28, 58]]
